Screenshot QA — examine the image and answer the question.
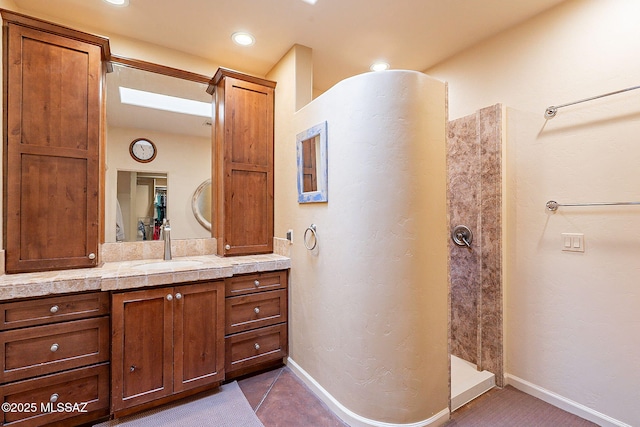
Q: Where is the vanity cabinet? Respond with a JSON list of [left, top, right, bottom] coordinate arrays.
[[111, 281, 225, 414], [224, 270, 288, 378], [1, 10, 110, 273], [209, 68, 276, 256], [0, 292, 110, 426]]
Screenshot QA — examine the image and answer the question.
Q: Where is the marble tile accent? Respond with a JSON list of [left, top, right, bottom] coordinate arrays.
[[0, 253, 290, 300], [273, 237, 291, 257], [448, 104, 503, 387], [100, 238, 218, 263]]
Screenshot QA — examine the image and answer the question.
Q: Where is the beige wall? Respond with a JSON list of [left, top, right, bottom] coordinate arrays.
[[428, 1, 640, 425], [269, 48, 450, 425]]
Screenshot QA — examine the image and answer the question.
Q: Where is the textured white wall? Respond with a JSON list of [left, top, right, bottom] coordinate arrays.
[[428, 1, 640, 425], [270, 49, 449, 425]]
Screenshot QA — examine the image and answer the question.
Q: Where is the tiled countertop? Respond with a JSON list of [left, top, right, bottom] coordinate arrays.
[[0, 254, 291, 301]]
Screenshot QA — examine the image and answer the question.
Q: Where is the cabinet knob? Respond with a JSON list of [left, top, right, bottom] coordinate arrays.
[[88, 253, 96, 260], [50, 343, 59, 352], [130, 365, 136, 372], [225, 244, 231, 250], [49, 393, 59, 403], [254, 307, 260, 314], [166, 294, 173, 301], [254, 280, 260, 287], [50, 305, 59, 314], [175, 293, 182, 300], [254, 343, 260, 350]]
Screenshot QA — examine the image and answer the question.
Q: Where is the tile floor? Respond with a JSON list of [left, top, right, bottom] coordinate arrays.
[[237, 365, 348, 427]]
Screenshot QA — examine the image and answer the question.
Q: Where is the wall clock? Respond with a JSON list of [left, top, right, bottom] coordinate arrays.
[[129, 138, 157, 163]]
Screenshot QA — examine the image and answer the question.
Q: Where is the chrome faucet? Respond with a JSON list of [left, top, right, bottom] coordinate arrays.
[[162, 219, 172, 260]]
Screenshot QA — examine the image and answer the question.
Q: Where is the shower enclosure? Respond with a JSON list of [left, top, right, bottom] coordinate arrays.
[[447, 104, 504, 409]]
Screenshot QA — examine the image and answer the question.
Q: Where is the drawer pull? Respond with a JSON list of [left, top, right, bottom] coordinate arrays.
[[254, 343, 260, 350], [254, 280, 260, 287], [254, 307, 260, 314], [50, 343, 59, 352], [130, 365, 136, 372], [225, 244, 231, 250], [175, 293, 182, 300], [49, 393, 59, 403], [88, 253, 96, 260], [166, 294, 173, 301], [49, 305, 59, 314]]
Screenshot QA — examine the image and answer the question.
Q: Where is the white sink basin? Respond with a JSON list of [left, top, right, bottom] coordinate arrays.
[[132, 260, 203, 271]]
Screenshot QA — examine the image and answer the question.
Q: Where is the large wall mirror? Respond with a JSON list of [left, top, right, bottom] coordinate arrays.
[[105, 58, 213, 242]]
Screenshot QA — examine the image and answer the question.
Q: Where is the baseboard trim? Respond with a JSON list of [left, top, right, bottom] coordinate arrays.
[[505, 374, 631, 427], [286, 357, 450, 427]]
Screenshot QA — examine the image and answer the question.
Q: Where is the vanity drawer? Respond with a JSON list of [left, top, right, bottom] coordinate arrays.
[[1, 317, 110, 383], [225, 270, 287, 297], [225, 289, 287, 335], [225, 323, 287, 373], [0, 363, 109, 427], [0, 292, 109, 331]]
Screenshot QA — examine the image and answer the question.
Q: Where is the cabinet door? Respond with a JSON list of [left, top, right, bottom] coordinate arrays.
[[111, 288, 173, 412], [216, 76, 274, 256], [173, 281, 225, 393], [4, 23, 102, 273]]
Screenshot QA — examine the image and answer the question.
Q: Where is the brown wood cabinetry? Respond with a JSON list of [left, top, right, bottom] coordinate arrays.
[[1, 10, 110, 273], [0, 292, 110, 427], [209, 68, 276, 256], [111, 281, 225, 413], [224, 270, 288, 378]]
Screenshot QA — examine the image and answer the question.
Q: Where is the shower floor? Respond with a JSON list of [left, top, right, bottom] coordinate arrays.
[[451, 355, 495, 411]]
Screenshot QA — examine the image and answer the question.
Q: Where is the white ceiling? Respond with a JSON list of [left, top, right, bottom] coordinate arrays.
[[13, 0, 567, 92]]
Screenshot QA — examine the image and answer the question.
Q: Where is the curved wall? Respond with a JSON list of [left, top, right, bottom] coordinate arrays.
[[273, 66, 449, 425]]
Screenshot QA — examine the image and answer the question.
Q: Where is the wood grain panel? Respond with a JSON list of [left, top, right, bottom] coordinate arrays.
[[225, 271, 287, 297], [0, 292, 109, 331], [225, 289, 287, 335], [173, 281, 224, 393], [4, 21, 102, 273], [225, 324, 287, 373], [111, 289, 173, 411], [0, 364, 109, 427], [0, 317, 109, 383]]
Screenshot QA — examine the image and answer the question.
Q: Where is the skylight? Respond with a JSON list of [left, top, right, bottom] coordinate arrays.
[[119, 87, 212, 117]]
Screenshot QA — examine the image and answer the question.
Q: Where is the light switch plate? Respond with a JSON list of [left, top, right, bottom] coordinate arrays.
[[561, 233, 584, 252]]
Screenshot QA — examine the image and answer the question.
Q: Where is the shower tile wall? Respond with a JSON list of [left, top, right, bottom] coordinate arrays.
[[447, 104, 503, 387]]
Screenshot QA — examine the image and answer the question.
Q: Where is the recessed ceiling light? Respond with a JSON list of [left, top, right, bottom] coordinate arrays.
[[103, 0, 129, 6], [301, 0, 318, 4], [370, 61, 390, 72], [232, 32, 255, 46]]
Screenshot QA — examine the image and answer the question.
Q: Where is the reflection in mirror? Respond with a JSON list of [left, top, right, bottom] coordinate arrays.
[[192, 179, 212, 231], [117, 171, 167, 242], [105, 61, 212, 242], [301, 137, 318, 192], [296, 121, 328, 203]]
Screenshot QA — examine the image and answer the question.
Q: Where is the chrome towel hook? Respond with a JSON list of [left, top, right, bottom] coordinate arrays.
[[304, 224, 318, 250], [451, 225, 473, 248]]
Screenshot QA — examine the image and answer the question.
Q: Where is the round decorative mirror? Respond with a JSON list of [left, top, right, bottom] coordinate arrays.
[[192, 179, 212, 231]]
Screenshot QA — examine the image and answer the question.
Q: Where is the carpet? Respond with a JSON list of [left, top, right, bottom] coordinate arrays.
[[95, 381, 264, 427]]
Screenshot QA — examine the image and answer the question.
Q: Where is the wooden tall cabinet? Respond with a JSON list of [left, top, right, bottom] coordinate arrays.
[[209, 68, 276, 256], [2, 11, 109, 273], [111, 281, 225, 414]]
